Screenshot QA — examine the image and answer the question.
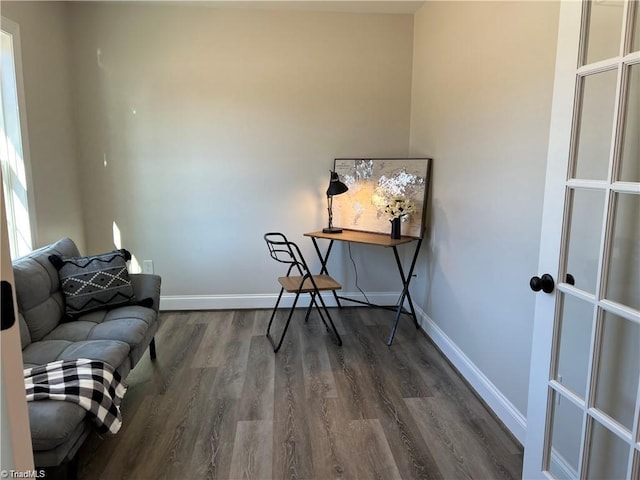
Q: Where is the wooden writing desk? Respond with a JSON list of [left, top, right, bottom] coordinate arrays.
[[304, 229, 423, 346]]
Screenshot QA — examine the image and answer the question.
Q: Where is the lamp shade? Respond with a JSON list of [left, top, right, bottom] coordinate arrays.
[[326, 171, 348, 196]]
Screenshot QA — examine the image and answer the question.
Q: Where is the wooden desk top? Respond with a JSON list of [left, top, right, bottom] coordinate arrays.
[[305, 229, 419, 247]]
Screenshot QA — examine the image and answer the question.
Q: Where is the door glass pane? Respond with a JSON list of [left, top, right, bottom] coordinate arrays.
[[565, 188, 606, 294], [586, 421, 630, 479], [619, 65, 640, 182], [555, 294, 594, 399], [573, 70, 618, 180], [606, 193, 640, 310], [584, 0, 624, 64], [594, 311, 640, 432], [632, 1, 640, 53], [547, 391, 583, 479]]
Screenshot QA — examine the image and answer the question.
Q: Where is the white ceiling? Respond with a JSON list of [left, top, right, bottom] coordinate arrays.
[[140, 1, 426, 15]]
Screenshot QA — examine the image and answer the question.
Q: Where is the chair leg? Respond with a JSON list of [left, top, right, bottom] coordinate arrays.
[[312, 291, 342, 346], [266, 288, 285, 337], [309, 294, 331, 331], [304, 293, 315, 322], [267, 289, 300, 353]]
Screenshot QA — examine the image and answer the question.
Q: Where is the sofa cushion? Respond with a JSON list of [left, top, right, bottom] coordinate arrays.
[[18, 314, 31, 349], [28, 400, 88, 451], [22, 339, 131, 375], [13, 238, 80, 342], [22, 340, 75, 368], [24, 338, 132, 454], [49, 249, 136, 317], [42, 305, 157, 353]]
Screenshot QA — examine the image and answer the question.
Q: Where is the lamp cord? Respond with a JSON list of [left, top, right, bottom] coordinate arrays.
[[348, 243, 406, 308], [348, 242, 371, 304]]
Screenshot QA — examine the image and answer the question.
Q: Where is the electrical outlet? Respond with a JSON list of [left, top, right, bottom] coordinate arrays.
[[142, 260, 154, 274]]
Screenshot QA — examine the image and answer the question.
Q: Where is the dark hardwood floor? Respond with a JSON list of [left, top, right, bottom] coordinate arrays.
[[75, 307, 523, 479]]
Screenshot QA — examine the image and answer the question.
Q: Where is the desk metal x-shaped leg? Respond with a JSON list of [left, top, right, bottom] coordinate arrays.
[[387, 237, 422, 345], [310, 238, 342, 307], [310, 236, 423, 346]]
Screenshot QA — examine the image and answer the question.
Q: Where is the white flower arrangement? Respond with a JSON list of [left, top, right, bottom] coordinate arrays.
[[383, 197, 415, 220]]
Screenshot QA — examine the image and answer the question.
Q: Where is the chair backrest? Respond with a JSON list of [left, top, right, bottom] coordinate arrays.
[[263, 232, 310, 277]]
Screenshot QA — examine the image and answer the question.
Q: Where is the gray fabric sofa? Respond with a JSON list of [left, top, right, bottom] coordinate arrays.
[[12, 237, 161, 470]]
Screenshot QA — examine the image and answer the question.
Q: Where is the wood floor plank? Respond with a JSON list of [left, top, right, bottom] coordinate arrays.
[[186, 310, 210, 324], [145, 366, 209, 480], [93, 365, 205, 479], [272, 321, 315, 480], [326, 300, 350, 336], [405, 395, 482, 480], [187, 386, 238, 480], [305, 393, 403, 480], [75, 308, 523, 480], [78, 313, 206, 478], [324, 329, 380, 422], [405, 395, 522, 480], [209, 310, 253, 398], [362, 327, 433, 398], [298, 315, 338, 398], [350, 320, 443, 480], [229, 420, 273, 480], [237, 335, 275, 421], [305, 396, 353, 479], [349, 419, 403, 480], [251, 309, 271, 336], [191, 310, 235, 368], [147, 312, 207, 394], [398, 332, 524, 457]]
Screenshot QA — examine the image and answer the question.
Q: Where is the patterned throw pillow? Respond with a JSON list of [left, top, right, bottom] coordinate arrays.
[[49, 249, 136, 317]]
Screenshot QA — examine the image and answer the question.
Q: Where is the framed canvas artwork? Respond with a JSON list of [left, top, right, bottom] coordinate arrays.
[[332, 158, 432, 239]]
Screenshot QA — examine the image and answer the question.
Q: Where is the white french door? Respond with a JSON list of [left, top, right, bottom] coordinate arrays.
[[524, 1, 639, 479]]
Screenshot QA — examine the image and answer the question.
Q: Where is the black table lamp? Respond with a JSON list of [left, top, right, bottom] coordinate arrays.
[[323, 171, 348, 233]]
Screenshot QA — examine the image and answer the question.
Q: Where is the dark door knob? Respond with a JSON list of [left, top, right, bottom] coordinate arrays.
[[566, 273, 575, 285], [530, 274, 555, 294], [1, 281, 16, 330]]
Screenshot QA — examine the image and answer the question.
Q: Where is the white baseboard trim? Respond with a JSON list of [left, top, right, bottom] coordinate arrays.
[[414, 306, 527, 445], [159, 291, 403, 311]]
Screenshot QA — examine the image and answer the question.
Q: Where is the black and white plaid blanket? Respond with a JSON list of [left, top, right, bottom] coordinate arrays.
[[24, 359, 127, 435]]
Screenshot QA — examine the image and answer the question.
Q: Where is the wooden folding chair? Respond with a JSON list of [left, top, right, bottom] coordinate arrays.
[[263, 232, 343, 353]]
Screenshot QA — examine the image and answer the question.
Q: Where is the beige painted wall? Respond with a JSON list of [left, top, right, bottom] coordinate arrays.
[[1, 2, 85, 251], [68, 3, 414, 298], [409, 1, 560, 416], [1, 0, 567, 443]]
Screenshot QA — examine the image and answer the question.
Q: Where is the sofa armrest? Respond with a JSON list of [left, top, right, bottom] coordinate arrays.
[[129, 274, 161, 313]]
